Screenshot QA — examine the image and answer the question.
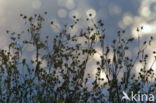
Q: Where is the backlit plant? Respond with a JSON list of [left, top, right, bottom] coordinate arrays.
[[0, 12, 155, 103]]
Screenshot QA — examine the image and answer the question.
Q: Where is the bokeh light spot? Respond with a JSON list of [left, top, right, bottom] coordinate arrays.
[[141, 6, 151, 17], [142, 24, 153, 34], [32, 0, 42, 9], [65, 0, 75, 10], [109, 3, 122, 15], [50, 19, 61, 33], [100, 71, 105, 78], [69, 10, 81, 19], [57, 9, 67, 18], [123, 14, 133, 26], [86, 9, 96, 19]]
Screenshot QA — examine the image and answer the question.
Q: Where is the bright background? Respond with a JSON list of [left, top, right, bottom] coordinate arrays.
[[0, 0, 156, 78]]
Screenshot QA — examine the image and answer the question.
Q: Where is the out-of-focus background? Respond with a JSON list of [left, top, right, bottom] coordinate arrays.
[[0, 0, 156, 78]]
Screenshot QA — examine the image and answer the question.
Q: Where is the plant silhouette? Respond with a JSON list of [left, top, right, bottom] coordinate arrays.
[[0, 12, 155, 103]]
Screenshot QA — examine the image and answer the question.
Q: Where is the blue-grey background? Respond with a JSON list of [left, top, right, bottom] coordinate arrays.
[[0, 0, 156, 78]]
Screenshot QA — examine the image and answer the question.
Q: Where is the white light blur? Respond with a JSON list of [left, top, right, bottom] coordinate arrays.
[[109, 3, 122, 15], [142, 24, 153, 34], [65, 0, 75, 10], [50, 19, 61, 33], [132, 23, 156, 38], [93, 47, 102, 61], [86, 9, 96, 19], [69, 10, 81, 19], [140, 6, 151, 17], [32, 0, 42, 9], [118, 13, 133, 28], [57, 9, 67, 18], [57, 0, 75, 10], [139, 0, 156, 18], [100, 71, 106, 79], [123, 14, 133, 26]]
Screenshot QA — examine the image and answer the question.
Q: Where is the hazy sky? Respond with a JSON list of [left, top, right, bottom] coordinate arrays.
[[0, 0, 156, 53], [0, 0, 156, 79], [0, 0, 156, 44]]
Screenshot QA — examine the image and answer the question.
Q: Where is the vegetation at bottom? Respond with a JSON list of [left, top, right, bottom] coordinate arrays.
[[0, 12, 155, 103]]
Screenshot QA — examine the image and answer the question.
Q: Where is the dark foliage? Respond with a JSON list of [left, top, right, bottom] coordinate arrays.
[[0, 12, 155, 103]]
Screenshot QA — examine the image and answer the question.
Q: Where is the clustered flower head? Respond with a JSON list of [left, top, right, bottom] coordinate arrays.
[[86, 9, 96, 19]]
